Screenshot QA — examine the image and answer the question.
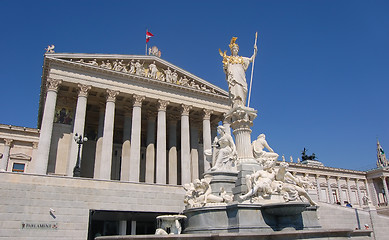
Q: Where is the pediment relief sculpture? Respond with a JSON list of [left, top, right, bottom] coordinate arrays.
[[62, 57, 223, 96]]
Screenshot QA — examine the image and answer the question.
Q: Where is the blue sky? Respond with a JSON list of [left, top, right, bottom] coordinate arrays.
[[0, 0, 388, 171]]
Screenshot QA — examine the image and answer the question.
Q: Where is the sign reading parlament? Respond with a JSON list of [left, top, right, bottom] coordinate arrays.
[[21, 222, 58, 230]]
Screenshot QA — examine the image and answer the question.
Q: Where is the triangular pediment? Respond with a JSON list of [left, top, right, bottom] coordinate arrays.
[[44, 53, 228, 98], [10, 153, 31, 161]]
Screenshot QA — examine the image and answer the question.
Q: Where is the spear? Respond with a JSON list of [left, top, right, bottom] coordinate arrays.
[[247, 32, 258, 108]]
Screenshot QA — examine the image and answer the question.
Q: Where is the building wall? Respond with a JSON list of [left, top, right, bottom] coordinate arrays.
[[317, 202, 389, 240], [0, 172, 184, 240]]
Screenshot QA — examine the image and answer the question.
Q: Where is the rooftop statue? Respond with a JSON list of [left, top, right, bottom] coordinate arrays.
[[219, 37, 257, 108], [301, 148, 317, 161], [45, 44, 55, 53]]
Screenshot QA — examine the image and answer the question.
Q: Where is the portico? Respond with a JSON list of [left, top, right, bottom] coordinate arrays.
[[33, 53, 229, 184]]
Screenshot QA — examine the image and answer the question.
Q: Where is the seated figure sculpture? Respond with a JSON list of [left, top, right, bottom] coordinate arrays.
[[240, 158, 277, 201], [252, 134, 279, 164], [205, 126, 237, 171]]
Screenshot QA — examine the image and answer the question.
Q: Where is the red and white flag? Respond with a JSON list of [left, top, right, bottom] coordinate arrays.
[[146, 30, 154, 43]]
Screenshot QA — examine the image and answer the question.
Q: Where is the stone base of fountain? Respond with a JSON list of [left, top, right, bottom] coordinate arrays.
[[183, 202, 320, 234]]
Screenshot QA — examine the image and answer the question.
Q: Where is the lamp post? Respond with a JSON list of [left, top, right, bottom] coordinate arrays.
[[73, 133, 88, 177]]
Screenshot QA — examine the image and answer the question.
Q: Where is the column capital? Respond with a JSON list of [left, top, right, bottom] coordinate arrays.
[[336, 176, 341, 181], [78, 84, 92, 98], [181, 104, 192, 116], [157, 100, 170, 111], [132, 94, 145, 107], [380, 176, 387, 181], [46, 78, 62, 92], [202, 109, 213, 120], [346, 177, 351, 182], [315, 174, 320, 178], [106, 89, 119, 103], [325, 175, 331, 180], [4, 139, 13, 146]]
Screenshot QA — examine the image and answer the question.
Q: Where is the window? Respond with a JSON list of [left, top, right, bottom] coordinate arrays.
[[12, 163, 25, 173]]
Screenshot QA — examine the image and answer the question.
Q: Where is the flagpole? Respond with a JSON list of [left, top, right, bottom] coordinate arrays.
[[145, 29, 148, 55], [247, 32, 258, 108]]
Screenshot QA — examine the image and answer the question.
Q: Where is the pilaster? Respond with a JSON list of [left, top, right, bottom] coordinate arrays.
[[326, 176, 333, 204]]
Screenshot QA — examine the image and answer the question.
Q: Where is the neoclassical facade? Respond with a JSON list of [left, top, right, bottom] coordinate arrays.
[[0, 52, 389, 239]]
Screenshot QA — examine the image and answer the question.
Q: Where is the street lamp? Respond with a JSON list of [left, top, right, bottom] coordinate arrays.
[[73, 133, 88, 177]]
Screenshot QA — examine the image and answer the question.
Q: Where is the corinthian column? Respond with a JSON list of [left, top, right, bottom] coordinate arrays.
[[181, 104, 192, 185], [156, 100, 169, 184], [67, 84, 91, 176], [0, 139, 13, 171], [202, 109, 212, 172], [129, 95, 145, 182], [98, 89, 119, 180], [35, 78, 62, 174]]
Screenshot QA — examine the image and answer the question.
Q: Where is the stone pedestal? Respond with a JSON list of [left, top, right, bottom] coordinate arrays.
[[224, 106, 257, 164], [204, 171, 238, 196], [232, 163, 262, 201]]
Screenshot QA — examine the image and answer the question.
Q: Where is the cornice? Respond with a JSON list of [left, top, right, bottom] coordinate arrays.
[[285, 161, 367, 175], [0, 124, 40, 134]]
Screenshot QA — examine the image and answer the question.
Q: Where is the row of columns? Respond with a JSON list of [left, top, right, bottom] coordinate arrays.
[[34, 78, 216, 185], [315, 174, 367, 206]]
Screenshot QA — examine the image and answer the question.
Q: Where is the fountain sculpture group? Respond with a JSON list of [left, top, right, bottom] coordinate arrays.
[[96, 36, 372, 239]]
